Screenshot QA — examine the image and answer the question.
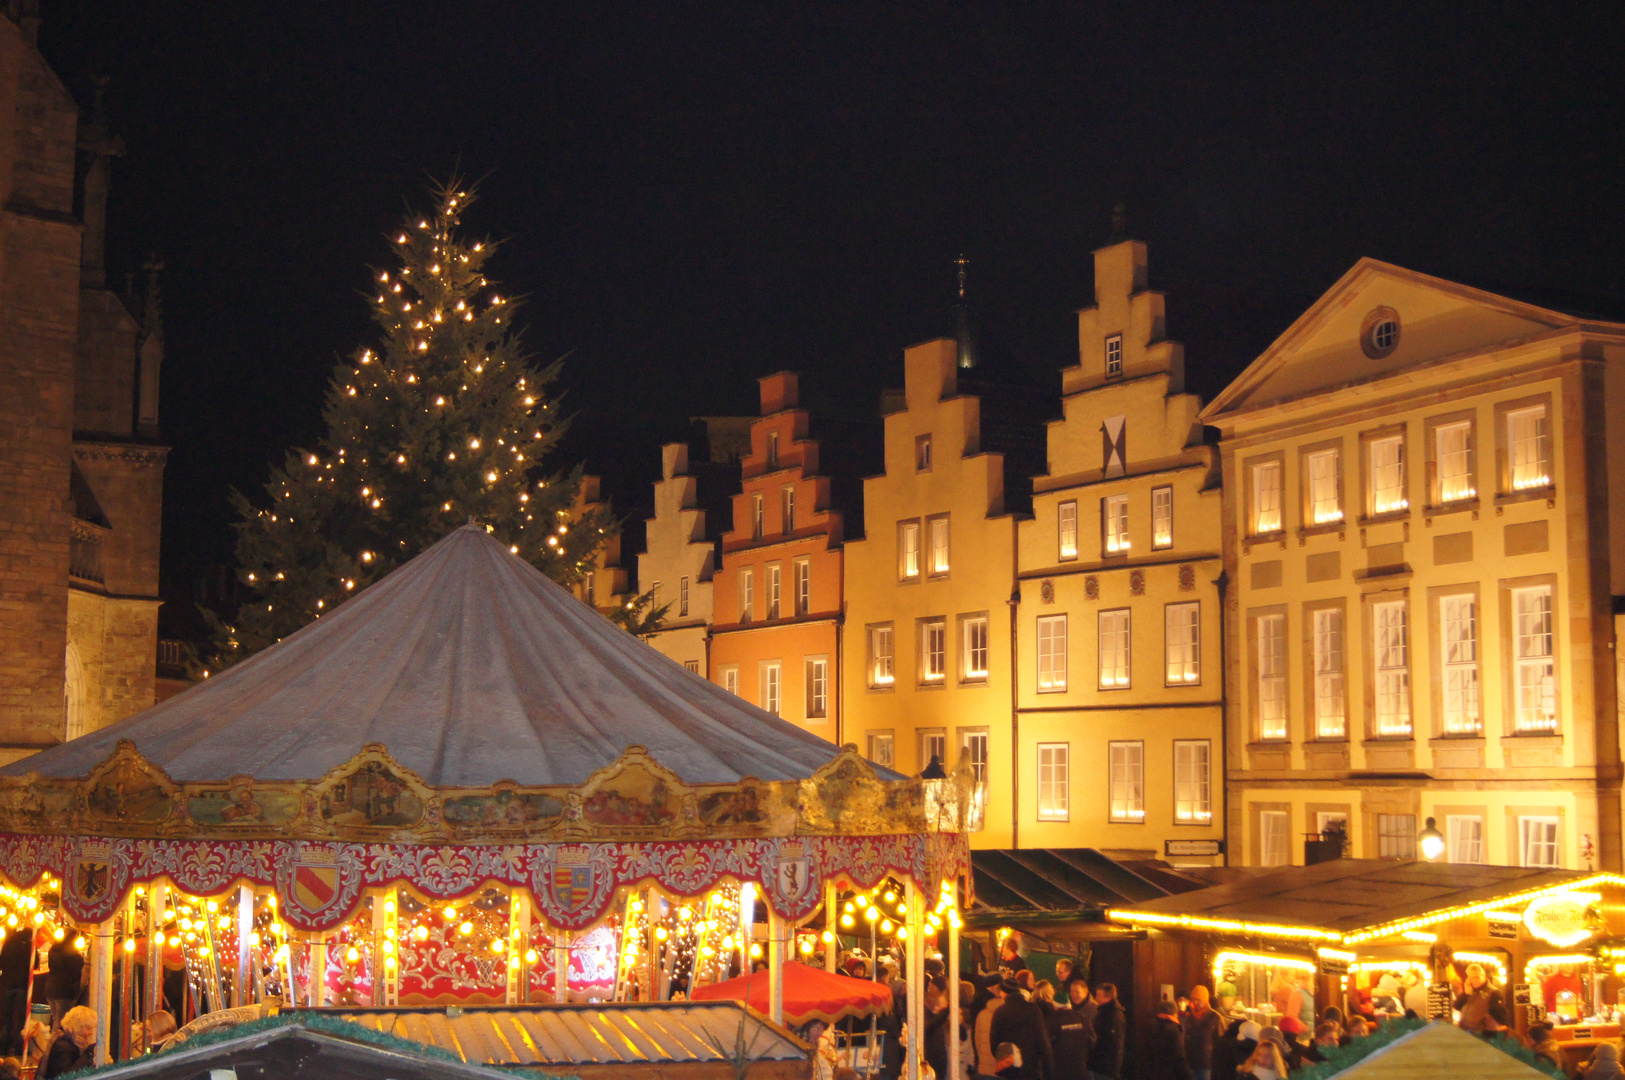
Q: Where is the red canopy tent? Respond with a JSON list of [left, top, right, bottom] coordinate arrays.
[[692, 962, 893, 1025]]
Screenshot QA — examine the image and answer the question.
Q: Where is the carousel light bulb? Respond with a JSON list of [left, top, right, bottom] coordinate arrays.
[[880, 919, 894, 934], [444, 906, 457, 920], [218, 917, 231, 931], [798, 939, 813, 955], [72, 935, 85, 950], [154, 932, 165, 946], [412, 926, 429, 942], [185, 932, 196, 943], [654, 927, 668, 941], [207, 900, 219, 913], [822, 931, 835, 943], [382, 941, 395, 956], [51, 927, 64, 941], [199, 946, 210, 957], [865, 906, 879, 923], [385, 955, 397, 971], [508, 954, 520, 968], [843, 901, 855, 915], [123, 938, 136, 953], [383, 898, 395, 914], [749, 943, 762, 958], [346, 946, 360, 964], [178, 918, 191, 931], [459, 921, 474, 936], [525, 948, 538, 964], [840, 914, 854, 929], [491, 939, 505, 954], [383, 926, 396, 941], [884, 891, 897, 904], [31, 914, 43, 927]]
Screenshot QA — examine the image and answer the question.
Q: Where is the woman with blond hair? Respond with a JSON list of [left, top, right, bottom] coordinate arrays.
[[42, 1005, 95, 1078], [1237, 1040, 1287, 1080]]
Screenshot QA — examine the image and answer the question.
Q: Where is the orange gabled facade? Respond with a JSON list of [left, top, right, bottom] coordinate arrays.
[[710, 372, 845, 738]]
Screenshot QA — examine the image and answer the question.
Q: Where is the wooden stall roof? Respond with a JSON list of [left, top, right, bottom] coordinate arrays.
[[1326, 1020, 1549, 1078], [1113, 860, 1609, 938], [289, 1001, 810, 1070], [970, 848, 1196, 914]]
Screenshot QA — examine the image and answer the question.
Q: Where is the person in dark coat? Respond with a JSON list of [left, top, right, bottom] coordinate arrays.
[[0, 928, 30, 1055], [1146, 999, 1192, 1080], [989, 977, 1052, 1080], [41, 1005, 95, 1079], [1085, 984, 1125, 1080], [43, 938, 83, 1032], [1179, 986, 1222, 1080], [1211, 1018, 1257, 1080], [1045, 989, 1093, 1080]]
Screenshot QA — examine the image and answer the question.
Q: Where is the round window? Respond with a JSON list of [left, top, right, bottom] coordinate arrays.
[[1361, 307, 1401, 359]]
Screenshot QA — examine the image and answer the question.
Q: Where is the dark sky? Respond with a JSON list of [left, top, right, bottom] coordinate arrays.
[[36, 2, 1625, 619]]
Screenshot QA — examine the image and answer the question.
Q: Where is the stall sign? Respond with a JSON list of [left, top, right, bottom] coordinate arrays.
[[1523, 892, 1596, 947], [1165, 839, 1224, 857], [1513, 983, 1532, 1006], [1487, 913, 1520, 940], [1319, 954, 1349, 977], [1426, 983, 1454, 1020]]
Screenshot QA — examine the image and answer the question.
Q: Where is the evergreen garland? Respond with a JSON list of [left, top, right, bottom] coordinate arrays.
[[1289, 1018, 1563, 1079]]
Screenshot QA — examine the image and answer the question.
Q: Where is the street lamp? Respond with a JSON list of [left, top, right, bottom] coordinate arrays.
[[1418, 817, 1445, 861]]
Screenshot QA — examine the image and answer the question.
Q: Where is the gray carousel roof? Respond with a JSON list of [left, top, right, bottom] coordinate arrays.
[[5, 525, 869, 787]]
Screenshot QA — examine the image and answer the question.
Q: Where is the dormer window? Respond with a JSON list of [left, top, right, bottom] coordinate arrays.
[[915, 434, 932, 472], [1361, 307, 1401, 359], [766, 431, 779, 468], [1105, 334, 1124, 377]]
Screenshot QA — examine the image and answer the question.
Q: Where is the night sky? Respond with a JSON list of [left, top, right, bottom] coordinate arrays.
[[35, 2, 1625, 629]]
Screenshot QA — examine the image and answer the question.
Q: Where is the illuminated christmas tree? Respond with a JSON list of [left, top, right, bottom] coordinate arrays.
[[207, 182, 657, 670]]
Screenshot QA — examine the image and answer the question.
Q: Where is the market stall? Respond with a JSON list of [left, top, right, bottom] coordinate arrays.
[[0, 526, 974, 1069]]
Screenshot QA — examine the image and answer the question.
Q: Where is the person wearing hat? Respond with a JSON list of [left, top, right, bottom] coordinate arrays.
[[1180, 985, 1221, 1080], [1586, 1042, 1625, 1080], [989, 977, 1052, 1080], [975, 980, 1007, 1078], [1145, 998, 1191, 1080]]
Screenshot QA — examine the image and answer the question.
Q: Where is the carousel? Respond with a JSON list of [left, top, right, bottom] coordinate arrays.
[[0, 526, 974, 1070]]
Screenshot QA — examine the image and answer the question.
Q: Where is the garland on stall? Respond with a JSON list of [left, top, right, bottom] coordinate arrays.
[[1290, 1018, 1562, 1080]]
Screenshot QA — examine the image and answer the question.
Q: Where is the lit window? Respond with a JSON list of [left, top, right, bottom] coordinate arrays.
[[684, 659, 700, 674], [1312, 609, 1345, 739], [804, 656, 828, 719], [963, 616, 989, 681], [1259, 810, 1290, 866], [1037, 615, 1067, 691], [1520, 816, 1560, 868], [1252, 461, 1282, 533], [1105, 334, 1123, 377], [921, 619, 947, 682], [915, 434, 932, 472], [1440, 595, 1480, 735], [1378, 813, 1416, 859], [1307, 449, 1341, 524], [739, 569, 754, 623], [1099, 609, 1131, 688], [678, 576, 690, 618], [585, 572, 597, 607], [1369, 435, 1406, 514], [1436, 421, 1473, 502], [781, 485, 795, 533], [766, 431, 779, 468], [899, 521, 921, 580], [766, 563, 781, 620], [1257, 614, 1287, 740], [1447, 815, 1484, 864], [960, 730, 988, 791], [1058, 501, 1078, 560], [1103, 494, 1130, 553], [920, 731, 946, 771], [793, 558, 810, 616], [751, 493, 765, 539], [760, 661, 782, 716], [1164, 602, 1200, 685], [1174, 740, 1211, 824], [1373, 600, 1411, 736], [869, 625, 894, 687], [1108, 741, 1144, 822], [929, 516, 950, 576], [1514, 586, 1556, 732], [1151, 486, 1173, 548], [721, 667, 739, 696], [867, 732, 894, 768], [1037, 743, 1069, 820], [1508, 405, 1550, 490]]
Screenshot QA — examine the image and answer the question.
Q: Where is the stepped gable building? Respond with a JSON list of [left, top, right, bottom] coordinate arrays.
[[1014, 238, 1224, 863], [709, 373, 845, 737], [0, 11, 166, 763], [638, 442, 718, 676], [570, 475, 633, 617], [1202, 258, 1625, 871]]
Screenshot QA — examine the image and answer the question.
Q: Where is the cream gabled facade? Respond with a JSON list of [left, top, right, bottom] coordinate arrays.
[[638, 443, 716, 676], [1015, 240, 1224, 862], [1203, 259, 1625, 872], [842, 339, 1019, 848]]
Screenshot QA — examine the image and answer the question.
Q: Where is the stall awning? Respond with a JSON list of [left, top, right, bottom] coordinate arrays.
[[969, 848, 1206, 919]]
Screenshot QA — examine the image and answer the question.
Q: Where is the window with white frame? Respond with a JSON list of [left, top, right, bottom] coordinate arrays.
[[1099, 609, 1131, 688], [1520, 816, 1560, 868], [1440, 594, 1481, 735], [1257, 613, 1287, 740], [921, 619, 946, 683], [793, 558, 810, 616], [920, 730, 947, 771], [1105, 334, 1123, 377], [1436, 421, 1474, 502], [782, 485, 795, 533], [1151, 486, 1173, 548], [1373, 600, 1412, 736], [1378, 813, 1416, 859], [721, 667, 739, 696], [751, 492, 765, 539], [760, 661, 781, 715], [651, 581, 661, 608], [1058, 501, 1078, 560], [679, 576, 690, 618], [1165, 602, 1200, 685], [960, 729, 989, 793], [1037, 615, 1067, 692], [1307, 449, 1342, 524], [585, 572, 597, 606], [766, 430, 779, 468], [739, 569, 754, 623], [915, 434, 932, 472], [899, 521, 921, 580], [1259, 810, 1290, 867], [1514, 586, 1557, 732], [1037, 743, 1069, 820], [963, 616, 989, 681], [1252, 461, 1283, 533], [1312, 608, 1346, 739], [804, 656, 828, 719], [1507, 405, 1550, 490], [929, 516, 950, 576], [766, 563, 781, 620], [1103, 494, 1130, 553], [867, 731, 894, 769], [1174, 740, 1212, 824], [1108, 741, 1145, 822], [1369, 435, 1407, 513], [1447, 815, 1484, 864], [684, 659, 700, 674], [869, 625, 894, 687]]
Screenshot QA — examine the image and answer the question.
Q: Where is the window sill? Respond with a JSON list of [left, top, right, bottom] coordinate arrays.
[[958, 678, 990, 688], [917, 681, 947, 692], [1362, 735, 1416, 745], [866, 684, 896, 694], [1297, 521, 1347, 540], [1424, 498, 1480, 519], [1504, 732, 1562, 746], [1496, 486, 1556, 508], [1358, 509, 1411, 527], [1428, 734, 1485, 745]]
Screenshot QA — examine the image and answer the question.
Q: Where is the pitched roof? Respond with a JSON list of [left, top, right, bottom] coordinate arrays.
[[4, 525, 867, 787], [1327, 1019, 1551, 1079]]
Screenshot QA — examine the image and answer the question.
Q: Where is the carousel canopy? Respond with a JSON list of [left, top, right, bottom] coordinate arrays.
[[4, 525, 866, 787]]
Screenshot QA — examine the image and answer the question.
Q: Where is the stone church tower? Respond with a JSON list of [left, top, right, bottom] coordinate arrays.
[[0, 7, 165, 765]]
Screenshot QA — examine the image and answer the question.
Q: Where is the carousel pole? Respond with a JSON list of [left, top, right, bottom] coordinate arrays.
[[824, 882, 837, 973], [507, 890, 530, 1005], [904, 880, 922, 1080], [372, 889, 399, 1007], [308, 936, 328, 1007], [766, 904, 784, 1025], [91, 915, 114, 1066], [235, 886, 253, 1006], [120, 893, 136, 1059], [146, 882, 167, 1017], [554, 923, 570, 1005], [947, 881, 961, 1080]]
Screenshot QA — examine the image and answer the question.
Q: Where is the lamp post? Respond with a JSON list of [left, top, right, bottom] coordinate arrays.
[[1419, 817, 1446, 861]]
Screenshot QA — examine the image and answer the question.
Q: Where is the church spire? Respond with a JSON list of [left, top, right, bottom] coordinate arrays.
[[953, 254, 979, 370]]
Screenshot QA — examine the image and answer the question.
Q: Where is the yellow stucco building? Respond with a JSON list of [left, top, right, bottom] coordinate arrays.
[[1203, 259, 1625, 871], [638, 443, 716, 677], [1015, 240, 1225, 863]]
